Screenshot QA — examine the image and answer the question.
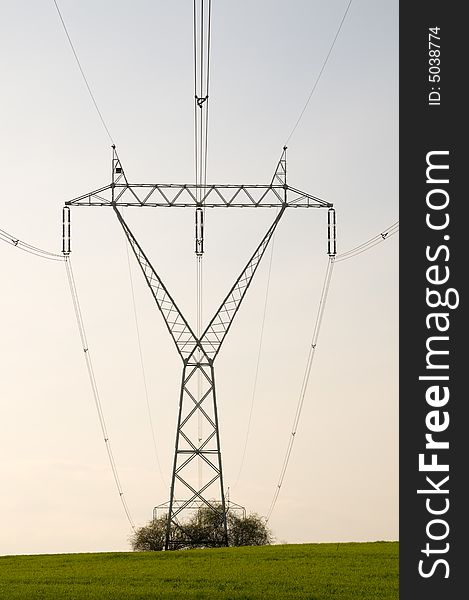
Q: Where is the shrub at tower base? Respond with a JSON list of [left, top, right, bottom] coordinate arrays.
[[130, 506, 273, 551]]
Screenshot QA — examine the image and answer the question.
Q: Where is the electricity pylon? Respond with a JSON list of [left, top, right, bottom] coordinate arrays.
[[63, 146, 336, 549]]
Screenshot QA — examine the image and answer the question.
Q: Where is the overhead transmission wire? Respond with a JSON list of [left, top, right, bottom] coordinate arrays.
[[284, 0, 354, 146], [52, 3, 152, 529], [232, 152, 287, 490], [2, 223, 136, 529], [52, 0, 114, 145], [263, 219, 398, 520], [193, 0, 212, 488], [259, 0, 398, 518], [193, 0, 212, 192], [0, 228, 64, 262], [232, 235, 276, 490], [255, 0, 353, 502], [266, 256, 335, 522], [125, 238, 167, 487], [202, 1, 212, 189], [64, 256, 136, 532], [335, 220, 399, 263]]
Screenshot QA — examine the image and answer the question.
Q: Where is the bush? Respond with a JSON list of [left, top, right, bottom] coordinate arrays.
[[130, 515, 167, 551], [228, 512, 272, 546], [130, 506, 272, 551]]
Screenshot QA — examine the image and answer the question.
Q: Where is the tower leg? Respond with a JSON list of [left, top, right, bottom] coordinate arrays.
[[165, 359, 228, 550]]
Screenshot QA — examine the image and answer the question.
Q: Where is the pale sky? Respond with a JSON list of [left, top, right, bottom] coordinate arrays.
[[0, 0, 398, 555]]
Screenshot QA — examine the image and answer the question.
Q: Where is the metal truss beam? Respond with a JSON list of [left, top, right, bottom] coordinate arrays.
[[65, 183, 330, 209], [66, 146, 330, 210]]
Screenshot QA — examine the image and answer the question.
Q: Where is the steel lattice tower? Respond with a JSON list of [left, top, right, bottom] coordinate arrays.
[[63, 146, 336, 549]]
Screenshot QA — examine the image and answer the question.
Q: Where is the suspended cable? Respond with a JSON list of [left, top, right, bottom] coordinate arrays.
[[233, 153, 284, 489], [52, 0, 115, 145], [266, 256, 335, 522], [0, 227, 64, 261], [264, 217, 397, 518], [193, 0, 213, 489], [196, 255, 203, 488], [336, 221, 399, 259], [64, 256, 136, 532], [284, 0, 354, 146], [193, 0, 212, 192], [203, 0, 212, 189], [193, 0, 199, 195], [335, 230, 399, 262], [198, 0, 205, 193], [335, 220, 399, 263], [232, 234, 276, 490], [125, 238, 166, 487]]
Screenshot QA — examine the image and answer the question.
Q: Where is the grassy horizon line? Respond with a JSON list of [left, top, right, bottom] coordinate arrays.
[[0, 541, 399, 600]]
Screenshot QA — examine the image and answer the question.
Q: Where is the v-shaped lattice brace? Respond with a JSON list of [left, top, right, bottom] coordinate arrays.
[[113, 206, 202, 361], [198, 204, 286, 361], [114, 202, 285, 364]]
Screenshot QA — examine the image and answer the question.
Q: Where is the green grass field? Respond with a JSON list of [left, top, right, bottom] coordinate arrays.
[[0, 541, 398, 600]]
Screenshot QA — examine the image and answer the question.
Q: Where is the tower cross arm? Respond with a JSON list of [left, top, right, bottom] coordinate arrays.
[[286, 186, 331, 208], [65, 183, 331, 208], [66, 184, 114, 206]]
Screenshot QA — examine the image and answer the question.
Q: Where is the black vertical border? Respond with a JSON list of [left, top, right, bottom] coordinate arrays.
[[400, 2, 466, 598]]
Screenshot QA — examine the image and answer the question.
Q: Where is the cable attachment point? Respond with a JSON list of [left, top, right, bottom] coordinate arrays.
[[327, 208, 337, 256], [62, 206, 71, 255], [195, 95, 208, 108], [195, 207, 204, 256]]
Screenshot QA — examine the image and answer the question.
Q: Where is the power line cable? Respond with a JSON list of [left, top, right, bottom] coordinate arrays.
[[203, 0, 212, 189], [335, 221, 399, 263], [193, 0, 212, 192], [64, 256, 136, 532], [264, 218, 398, 519], [336, 220, 398, 258], [284, 0, 354, 146], [125, 237, 167, 487], [0, 227, 64, 261], [335, 231, 399, 262], [196, 254, 203, 488], [193, 0, 200, 193], [193, 0, 213, 488], [266, 256, 335, 522], [52, 0, 115, 145], [232, 233, 276, 490]]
